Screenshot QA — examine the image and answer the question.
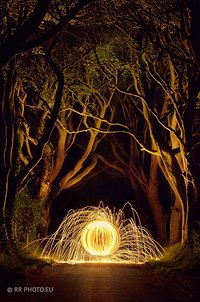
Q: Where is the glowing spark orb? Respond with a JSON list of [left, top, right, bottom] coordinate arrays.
[[81, 220, 120, 256], [37, 202, 164, 264]]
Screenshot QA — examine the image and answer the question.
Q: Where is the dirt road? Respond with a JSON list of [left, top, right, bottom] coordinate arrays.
[[0, 263, 198, 302]]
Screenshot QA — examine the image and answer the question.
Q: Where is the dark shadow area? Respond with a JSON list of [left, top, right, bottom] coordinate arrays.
[[49, 172, 135, 234], [1, 264, 198, 302]]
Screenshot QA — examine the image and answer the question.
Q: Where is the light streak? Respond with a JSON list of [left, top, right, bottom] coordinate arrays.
[[81, 220, 120, 256], [37, 202, 164, 264]]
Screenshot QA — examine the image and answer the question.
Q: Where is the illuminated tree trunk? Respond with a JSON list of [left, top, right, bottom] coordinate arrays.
[[127, 137, 166, 243], [169, 197, 182, 244], [129, 163, 166, 243], [0, 60, 17, 250], [147, 156, 166, 243], [158, 148, 189, 244], [37, 127, 66, 237], [37, 144, 53, 237]]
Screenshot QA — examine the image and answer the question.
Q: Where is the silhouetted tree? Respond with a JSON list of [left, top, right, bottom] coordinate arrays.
[[101, 0, 200, 244], [0, 0, 95, 249]]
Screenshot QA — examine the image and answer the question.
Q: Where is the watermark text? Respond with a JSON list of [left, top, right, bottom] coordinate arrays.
[[7, 286, 54, 293]]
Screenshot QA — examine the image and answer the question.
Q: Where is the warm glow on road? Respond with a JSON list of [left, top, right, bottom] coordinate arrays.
[[81, 220, 120, 256]]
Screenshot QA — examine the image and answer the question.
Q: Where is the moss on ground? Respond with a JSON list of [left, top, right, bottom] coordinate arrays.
[[148, 230, 200, 274], [0, 249, 51, 291]]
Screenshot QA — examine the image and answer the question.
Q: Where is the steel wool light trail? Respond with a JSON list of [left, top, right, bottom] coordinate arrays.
[[38, 202, 164, 264], [81, 220, 120, 256]]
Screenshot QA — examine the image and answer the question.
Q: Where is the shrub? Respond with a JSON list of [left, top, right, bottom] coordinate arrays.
[[12, 189, 46, 246]]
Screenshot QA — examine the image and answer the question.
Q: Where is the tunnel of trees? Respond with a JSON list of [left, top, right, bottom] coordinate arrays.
[[0, 0, 200, 255]]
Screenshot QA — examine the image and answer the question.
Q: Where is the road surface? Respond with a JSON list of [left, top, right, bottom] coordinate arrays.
[[0, 263, 198, 302]]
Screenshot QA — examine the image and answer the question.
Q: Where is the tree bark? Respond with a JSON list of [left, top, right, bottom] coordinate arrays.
[[0, 0, 51, 70], [169, 198, 182, 244], [16, 36, 64, 188], [147, 183, 166, 243], [187, 0, 200, 66], [147, 155, 166, 243], [0, 60, 18, 250]]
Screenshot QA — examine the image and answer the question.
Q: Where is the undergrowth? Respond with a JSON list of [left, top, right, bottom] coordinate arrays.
[[0, 249, 49, 277], [148, 229, 200, 274]]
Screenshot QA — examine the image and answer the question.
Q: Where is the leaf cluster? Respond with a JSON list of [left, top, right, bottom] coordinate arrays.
[[12, 189, 46, 245]]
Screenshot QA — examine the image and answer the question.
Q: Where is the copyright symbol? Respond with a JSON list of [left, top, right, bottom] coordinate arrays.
[[7, 287, 13, 293]]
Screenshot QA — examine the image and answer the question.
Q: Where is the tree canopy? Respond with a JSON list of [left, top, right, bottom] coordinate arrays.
[[0, 0, 199, 249]]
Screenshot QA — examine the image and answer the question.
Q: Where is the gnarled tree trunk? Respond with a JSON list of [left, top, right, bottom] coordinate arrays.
[[147, 156, 166, 243], [0, 60, 17, 251]]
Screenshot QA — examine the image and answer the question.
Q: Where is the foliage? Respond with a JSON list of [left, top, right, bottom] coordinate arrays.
[[190, 227, 200, 255], [0, 0, 85, 39], [148, 228, 200, 274], [12, 189, 46, 245], [0, 249, 50, 290], [0, 0, 199, 254], [0, 0, 37, 36]]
